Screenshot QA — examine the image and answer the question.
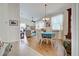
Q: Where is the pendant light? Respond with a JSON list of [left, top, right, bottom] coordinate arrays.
[[42, 4, 50, 21]]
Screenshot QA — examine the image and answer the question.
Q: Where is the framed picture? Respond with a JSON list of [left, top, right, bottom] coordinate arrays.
[[9, 20, 18, 26]]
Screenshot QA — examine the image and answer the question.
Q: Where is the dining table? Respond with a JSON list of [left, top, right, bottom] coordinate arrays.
[[41, 32, 55, 45], [41, 32, 55, 39]]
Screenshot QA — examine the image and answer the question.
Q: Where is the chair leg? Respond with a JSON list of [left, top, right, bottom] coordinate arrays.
[[39, 39, 43, 45], [46, 39, 49, 44], [51, 39, 54, 48], [39, 39, 41, 44]]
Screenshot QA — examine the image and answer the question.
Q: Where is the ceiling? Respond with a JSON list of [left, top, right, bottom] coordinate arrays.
[[20, 3, 72, 21]]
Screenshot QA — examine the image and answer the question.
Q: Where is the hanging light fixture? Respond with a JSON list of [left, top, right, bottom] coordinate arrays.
[[42, 4, 50, 21]]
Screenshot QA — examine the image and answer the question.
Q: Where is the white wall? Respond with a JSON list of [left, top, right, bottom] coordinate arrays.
[[61, 10, 68, 40], [77, 3, 79, 56], [0, 3, 20, 42], [20, 17, 34, 26], [72, 3, 79, 56], [63, 11, 68, 36]]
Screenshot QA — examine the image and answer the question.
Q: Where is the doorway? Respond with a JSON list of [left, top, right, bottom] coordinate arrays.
[[20, 23, 28, 44]]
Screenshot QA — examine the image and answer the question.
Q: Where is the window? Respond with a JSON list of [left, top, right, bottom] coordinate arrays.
[[51, 14, 63, 30], [36, 21, 45, 29]]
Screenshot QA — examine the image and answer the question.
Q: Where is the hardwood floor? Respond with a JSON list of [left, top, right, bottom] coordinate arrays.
[[7, 35, 66, 56], [27, 36, 66, 56]]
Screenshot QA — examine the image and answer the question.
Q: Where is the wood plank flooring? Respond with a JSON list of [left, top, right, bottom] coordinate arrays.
[[27, 36, 65, 56]]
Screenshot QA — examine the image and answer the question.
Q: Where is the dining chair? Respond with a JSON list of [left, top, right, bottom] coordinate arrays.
[[36, 29, 43, 45]]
